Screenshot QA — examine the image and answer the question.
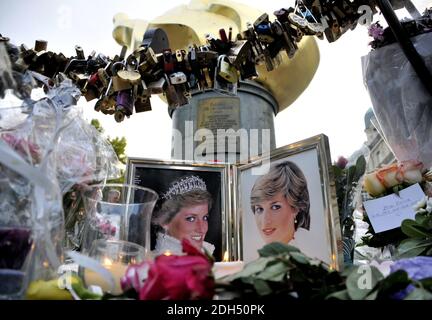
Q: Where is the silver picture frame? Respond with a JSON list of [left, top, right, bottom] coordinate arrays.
[[233, 134, 343, 270], [125, 158, 231, 262]]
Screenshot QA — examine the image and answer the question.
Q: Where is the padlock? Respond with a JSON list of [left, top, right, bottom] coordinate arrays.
[[136, 79, 151, 98], [227, 40, 251, 67], [205, 34, 229, 54], [214, 55, 238, 95], [196, 48, 218, 68], [134, 95, 152, 113], [97, 68, 110, 88], [239, 58, 258, 80], [132, 46, 158, 73], [75, 45, 85, 60], [273, 20, 297, 59], [114, 111, 125, 123], [110, 61, 132, 92], [163, 49, 174, 73], [34, 40, 48, 52], [147, 77, 166, 94], [175, 49, 184, 63], [217, 56, 238, 84], [95, 96, 116, 115], [164, 75, 189, 109], [84, 87, 99, 102], [69, 72, 88, 88], [117, 70, 142, 85], [201, 67, 213, 89], [169, 72, 187, 85], [112, 75, 132, 92], [256, 24, 275, 43], [116, 89, 134, 118]]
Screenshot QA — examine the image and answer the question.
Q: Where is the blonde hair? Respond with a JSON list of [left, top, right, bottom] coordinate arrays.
[[250, 161, 310, 230]]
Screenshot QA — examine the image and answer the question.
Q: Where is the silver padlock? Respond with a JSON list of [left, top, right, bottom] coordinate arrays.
[[228, 40, 251, 67], [147, 77, 166, 94], [169, 72, 187, 85]]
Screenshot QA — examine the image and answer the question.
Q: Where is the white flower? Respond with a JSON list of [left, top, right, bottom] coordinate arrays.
[[413, 196, 427, 211]]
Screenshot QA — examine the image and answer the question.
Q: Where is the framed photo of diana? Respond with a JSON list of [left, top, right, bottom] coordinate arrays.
[[234, 134, 343, 270], [126, 158, 230, 262]]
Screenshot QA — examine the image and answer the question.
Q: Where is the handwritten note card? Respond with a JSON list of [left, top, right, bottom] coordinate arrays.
[[363, 183, 425, 233]]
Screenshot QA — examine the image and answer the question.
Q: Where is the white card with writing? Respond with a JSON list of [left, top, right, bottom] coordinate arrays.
[[363, 183, 425, 233]]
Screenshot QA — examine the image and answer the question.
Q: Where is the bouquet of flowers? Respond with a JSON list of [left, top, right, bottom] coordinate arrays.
[[362, 8, 432, 170]]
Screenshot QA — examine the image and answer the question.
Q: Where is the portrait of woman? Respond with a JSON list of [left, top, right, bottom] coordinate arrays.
[[250, 161, 311, 245], [239, 137, 341, 268], [152, 175, 216, 256]]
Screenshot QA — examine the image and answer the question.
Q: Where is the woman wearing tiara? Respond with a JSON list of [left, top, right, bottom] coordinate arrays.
[[152, 175, 215, 256]]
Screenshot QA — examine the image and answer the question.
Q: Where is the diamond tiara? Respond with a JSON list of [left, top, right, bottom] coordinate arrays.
[[161, 175, 207, 200]]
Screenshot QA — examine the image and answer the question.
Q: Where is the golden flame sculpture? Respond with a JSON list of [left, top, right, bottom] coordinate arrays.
[[112, 0, 320, 112]]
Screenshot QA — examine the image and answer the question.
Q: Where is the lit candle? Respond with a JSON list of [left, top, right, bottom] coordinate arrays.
[[84, 258, 128, 295], [164, 250, 172, 256], [213, 251, 244, 279]]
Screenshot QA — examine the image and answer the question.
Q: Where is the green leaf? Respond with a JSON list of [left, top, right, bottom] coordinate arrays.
[[397, 238, 432, 258], [418, 277, 432, 289], [256, 261, 289, 282], [258, 242, 300, 257], [401, 220, 432, 238], [404, 288, 432, 300], [326, 289, 351, 300], [289, 251, 310, 265], [347, 166, 356, 185], [418, 215, 432, 229], [353, 156, 366, 182], [253, 279, 272, 296], [227, 257, 273, 281], [415, 213, 428, 226], [374, 270, 411, 298], [346, 266, 383, 300], [332, 166, 343, 178]]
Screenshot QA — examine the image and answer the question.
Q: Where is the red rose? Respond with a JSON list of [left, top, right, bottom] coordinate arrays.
[[139, 239, 214, 300]]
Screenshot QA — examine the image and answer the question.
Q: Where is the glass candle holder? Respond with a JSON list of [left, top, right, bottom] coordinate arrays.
[[80, 183, 158, 255], [82, 239, 145, 295]]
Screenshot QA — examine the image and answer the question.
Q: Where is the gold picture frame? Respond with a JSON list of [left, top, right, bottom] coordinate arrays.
[[233, 134, 343, 270]]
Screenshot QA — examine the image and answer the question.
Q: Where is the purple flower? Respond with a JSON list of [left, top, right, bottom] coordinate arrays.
[[390, 257, 432, 299], [368, 23, 384, 41], [336, 156, 348, 169]]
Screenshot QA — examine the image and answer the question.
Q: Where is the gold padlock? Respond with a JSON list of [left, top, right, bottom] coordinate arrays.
[[218, 57, 238, 84], [117, 70, 141, 85], [112, 75, 132, 92]]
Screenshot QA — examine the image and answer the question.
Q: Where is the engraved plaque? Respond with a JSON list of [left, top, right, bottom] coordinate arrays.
[[197, 97, 242, 155]]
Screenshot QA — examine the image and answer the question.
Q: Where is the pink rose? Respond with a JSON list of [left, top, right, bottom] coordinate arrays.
[[139, 239, 214, 300], [121, 261, 151, 292]]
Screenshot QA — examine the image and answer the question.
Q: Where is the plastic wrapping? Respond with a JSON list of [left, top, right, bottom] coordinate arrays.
[[362, 32, 432, 168], [1, 66, 123, 294]]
